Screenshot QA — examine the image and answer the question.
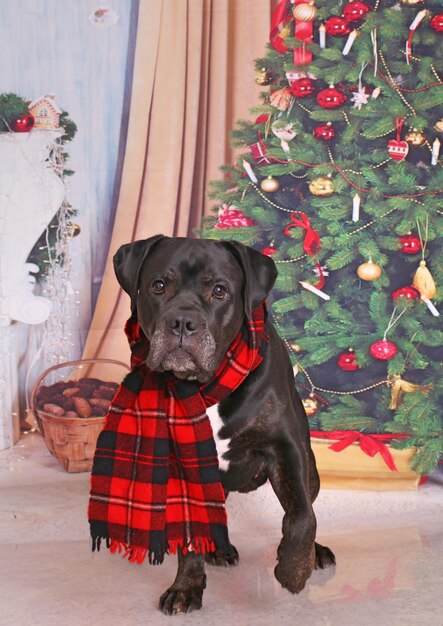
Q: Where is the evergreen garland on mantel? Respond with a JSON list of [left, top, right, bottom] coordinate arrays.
[[0, 92, 78, 280]]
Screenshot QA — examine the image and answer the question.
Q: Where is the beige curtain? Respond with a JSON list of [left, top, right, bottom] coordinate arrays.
[[82, 0, 274, 364]]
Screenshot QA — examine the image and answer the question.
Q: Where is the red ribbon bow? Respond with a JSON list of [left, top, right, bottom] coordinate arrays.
[[270, 0, 292, 53], [310, 430, 410, 472], [284, 211, 320, 255]]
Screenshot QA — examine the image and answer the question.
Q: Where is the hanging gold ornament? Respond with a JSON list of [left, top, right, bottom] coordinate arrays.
[[255, 68, 273, 86], [309, 176, 334, 196], [405, 129, 425, 146], [357, 260, 382, 281], [389, 375, 433, 410], [289, 341, 302, 353], [302, 395, 319, 416], [293, 2, 318, 22], [66, 222, 81, 237], [399, 0, 423, 5], [260, 176, 280, 192], [434, 119, 443, 133], [412, 260, 436, 299]]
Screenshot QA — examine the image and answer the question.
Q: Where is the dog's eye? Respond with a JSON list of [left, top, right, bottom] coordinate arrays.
[[152, 279, 165, 294], [212, 284, 227, 299]]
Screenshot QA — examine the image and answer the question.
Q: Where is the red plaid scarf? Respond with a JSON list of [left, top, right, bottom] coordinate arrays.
[[88, 305, 267, 565]]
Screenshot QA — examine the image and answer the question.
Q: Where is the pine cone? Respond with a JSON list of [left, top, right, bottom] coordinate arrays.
[[43, 403, 65, 416], [63, 386, 81, 397], [90, 398, 111, 416], [73, 397, 92, 418]]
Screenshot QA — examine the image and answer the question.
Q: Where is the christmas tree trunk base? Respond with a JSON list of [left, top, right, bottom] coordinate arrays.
[[311, 437, 420, 492]]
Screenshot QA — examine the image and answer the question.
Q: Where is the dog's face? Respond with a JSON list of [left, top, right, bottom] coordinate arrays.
[[113, 236, 277, 383]]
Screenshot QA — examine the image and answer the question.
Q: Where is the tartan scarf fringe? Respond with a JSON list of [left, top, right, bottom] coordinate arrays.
[[92, 530, 219, 565]]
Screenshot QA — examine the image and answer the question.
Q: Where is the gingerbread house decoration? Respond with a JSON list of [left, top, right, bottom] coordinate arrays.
[[28, 94, 61, 129]]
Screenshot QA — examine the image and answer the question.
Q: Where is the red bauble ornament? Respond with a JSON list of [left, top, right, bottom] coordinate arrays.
[[343, 1, 370, 22], [430, 14, 443, 33], [316, 87, 347, 109], [13, 114, 34, 132], [289, 77, 316, 98], [325, 16, 351, 36], [369, 340, 397, 361], [337, 350, 359, 371], [261, 245, 277, 256], [392, 286, 420, 302], [399, 234, 421, 254], [313, 123, 335, 141]]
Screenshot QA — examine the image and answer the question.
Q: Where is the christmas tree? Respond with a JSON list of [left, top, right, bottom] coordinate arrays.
[[202, 0, 443, 475]]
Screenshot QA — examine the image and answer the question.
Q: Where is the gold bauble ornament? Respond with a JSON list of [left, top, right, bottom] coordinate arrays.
[[292, 2, 318, 22], [434, 119, 443, 133], [255, 68, 273, 86], [399, 0, 423, 4], [357, 260, 382, 281], [289, 341, 302, 353], [66, 222, 81, 237], [309, 176, 334, 197], [302, 396, 319, 416], [260, 176, 280, 193], [405, 129, 425, 146]]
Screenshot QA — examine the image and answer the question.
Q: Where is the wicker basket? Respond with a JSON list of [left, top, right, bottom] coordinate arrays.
[[31, 358, 129, 473]]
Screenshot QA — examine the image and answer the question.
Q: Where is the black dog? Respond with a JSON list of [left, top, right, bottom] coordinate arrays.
[[113, 235, 335, 614]]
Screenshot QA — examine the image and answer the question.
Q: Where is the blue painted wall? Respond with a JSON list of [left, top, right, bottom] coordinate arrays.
[[0, 0, 138, 345]]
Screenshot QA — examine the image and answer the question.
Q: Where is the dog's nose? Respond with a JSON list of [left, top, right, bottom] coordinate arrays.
[[166, 314, 198, 337]]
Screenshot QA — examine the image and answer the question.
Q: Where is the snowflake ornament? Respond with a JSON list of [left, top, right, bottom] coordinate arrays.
[[351, 87, 369, 110]]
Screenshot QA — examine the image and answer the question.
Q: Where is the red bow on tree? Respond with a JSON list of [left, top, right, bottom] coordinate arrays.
[[284, 211, 320, 255]]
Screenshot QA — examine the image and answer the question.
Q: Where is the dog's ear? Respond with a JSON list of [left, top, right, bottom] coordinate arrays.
[[221, 240, 277, 318], [113, 235, 167, 312]]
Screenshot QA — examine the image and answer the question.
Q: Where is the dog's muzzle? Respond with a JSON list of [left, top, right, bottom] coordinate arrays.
[[147, 309, 217, 381]]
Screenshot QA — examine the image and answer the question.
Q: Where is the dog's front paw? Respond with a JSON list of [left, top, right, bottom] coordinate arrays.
[[205, 545, 239, 567], [315, 542, 336, 569], [159, 579, 206, 615], [274, 545, 315, 594]]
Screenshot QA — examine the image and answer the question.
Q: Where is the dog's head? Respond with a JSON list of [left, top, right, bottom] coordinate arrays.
[[113, 236, 277, 383]]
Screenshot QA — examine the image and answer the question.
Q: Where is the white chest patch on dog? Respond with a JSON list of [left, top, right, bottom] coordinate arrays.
[[206, 404, 231, 472]]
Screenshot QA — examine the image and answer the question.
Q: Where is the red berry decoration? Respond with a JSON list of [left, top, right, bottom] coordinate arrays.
[[399, 234, 421, 254], [13, 114, 34, 132], [289, 77, 316, 98], [430, 14, 443, 33], [313, 123, 335, 141], [261, 245, 277, 256], [392, 286, 420, 302], [369, 340, 398, 361], [317, 87, 347, 109], [325, 16, 351, 37], [343, 1, 370, 22], [337, 349, 359, 371]]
